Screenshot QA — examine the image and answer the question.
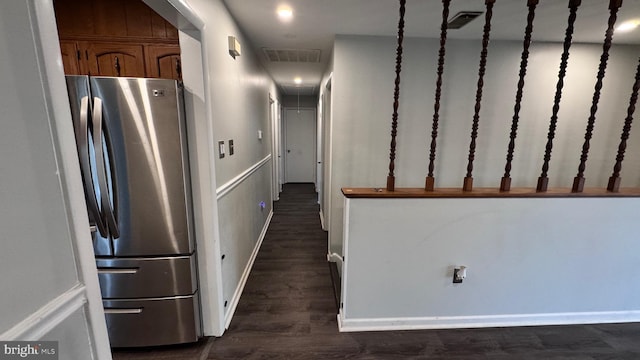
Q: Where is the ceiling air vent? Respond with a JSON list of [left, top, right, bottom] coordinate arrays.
[[262, 48, 321, 63], [447, 11, 483, 29]]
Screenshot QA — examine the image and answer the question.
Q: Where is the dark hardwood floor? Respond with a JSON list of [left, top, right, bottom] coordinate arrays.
[[113, 183, 640, 359]]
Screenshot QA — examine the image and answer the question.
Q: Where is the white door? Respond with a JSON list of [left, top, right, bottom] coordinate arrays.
[[285, 108, 316, 183], [0, 1, 111, 359]]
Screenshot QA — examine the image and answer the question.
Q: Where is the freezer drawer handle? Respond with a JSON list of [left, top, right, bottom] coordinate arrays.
[[104, 308, 143, 315], [97, 267, 139, 274]]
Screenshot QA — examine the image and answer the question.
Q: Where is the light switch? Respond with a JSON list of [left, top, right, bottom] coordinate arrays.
[[258, 130, 263, 140], [229, 140, 234, 155], [218, 141, 225, 158]]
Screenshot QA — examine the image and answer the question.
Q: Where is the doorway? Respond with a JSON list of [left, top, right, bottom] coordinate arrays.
[[284, 108, 316, 183]]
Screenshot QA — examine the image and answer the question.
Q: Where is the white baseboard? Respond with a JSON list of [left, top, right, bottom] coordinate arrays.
[[1, 284, 87, 340], [337, 310, 640, 332], [224, 210, 274, 329]]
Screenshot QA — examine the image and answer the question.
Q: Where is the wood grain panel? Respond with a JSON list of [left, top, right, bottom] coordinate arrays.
[[93, 0, 127, 37], [125, 1, 153, 37], [85, 43, 145, 77], [145, 45, 181, 80], [150, 11, 168, 38], [166, 24, 179, 39], [54, 0, 95, 36], [59, 41, 80, 75]]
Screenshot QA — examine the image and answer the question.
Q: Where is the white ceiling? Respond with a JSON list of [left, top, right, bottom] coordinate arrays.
[[222, 0, 640, 95]]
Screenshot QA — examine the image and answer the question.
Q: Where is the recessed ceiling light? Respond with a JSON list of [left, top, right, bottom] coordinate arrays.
[[294, 77, 302, 85], [616, 20, 640, 33], [277, 6, 293, 22]]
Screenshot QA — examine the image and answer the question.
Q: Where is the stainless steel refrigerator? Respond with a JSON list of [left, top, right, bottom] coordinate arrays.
[[65, 75, 201, 347]]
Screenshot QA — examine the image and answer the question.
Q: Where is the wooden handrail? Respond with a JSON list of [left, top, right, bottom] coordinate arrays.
[[343, 187, 640, 199]]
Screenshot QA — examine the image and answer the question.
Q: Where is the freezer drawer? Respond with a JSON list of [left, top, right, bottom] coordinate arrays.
[[96, 255, 197, 299], [104, 294, 201, 348]]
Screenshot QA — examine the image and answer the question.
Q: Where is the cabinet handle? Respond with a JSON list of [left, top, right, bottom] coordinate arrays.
[[176, 59, 182, 79], [114, 56, 121, 76]]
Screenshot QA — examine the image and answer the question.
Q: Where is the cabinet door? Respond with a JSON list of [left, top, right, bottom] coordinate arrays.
[[59, 41, 81, 75], [85, 42, 145, 77], [145, 44, 181, 80]]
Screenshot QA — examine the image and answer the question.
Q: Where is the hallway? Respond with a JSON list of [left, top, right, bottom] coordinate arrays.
[[209, 183, 340, 358], [114, 184, 640, 359]]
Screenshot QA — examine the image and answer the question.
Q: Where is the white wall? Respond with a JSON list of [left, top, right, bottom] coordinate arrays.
[[329, 34, 640, 255], [282, 95, 317, 108], [341, 196, 640, 331], [181, 0, 279, 333], [0, 1, 110, 358]]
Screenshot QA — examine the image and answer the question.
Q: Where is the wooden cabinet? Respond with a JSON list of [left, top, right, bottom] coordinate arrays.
[[59, 40, 81, 75], [54, 0, 180, 79], [54, 0, 178, 41], [145, 45, 181, 80], [84, 43, 145, 77]]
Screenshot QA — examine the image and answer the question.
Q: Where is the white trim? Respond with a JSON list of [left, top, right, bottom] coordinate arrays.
[[327, 253, 343, 264], [324, 75, 334, 257], [1, 284, 87, 340], [340, 197, 350, 320], [319, 209, 326, 230], [224, 210, 274, 329], [337, 311, 640, 333], [216, 155, 272, 199], [192, 26, 225, 337], [30, 1, 112, 357]]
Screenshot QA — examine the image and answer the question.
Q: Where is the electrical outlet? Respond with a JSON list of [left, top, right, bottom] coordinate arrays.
[[453, 268, 463, 283], [453, 266, 467, 283]]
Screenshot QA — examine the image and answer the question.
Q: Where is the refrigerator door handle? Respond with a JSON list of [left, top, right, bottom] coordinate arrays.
[[104, 308, 143, 315], [92, 97, 120, 239], [78, 96, 109, 237]]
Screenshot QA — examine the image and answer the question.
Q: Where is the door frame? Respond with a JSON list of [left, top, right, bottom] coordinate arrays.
[[283, 107, 317, 184], [269, 94, 281, 201], [9, 1, 112, 357]]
